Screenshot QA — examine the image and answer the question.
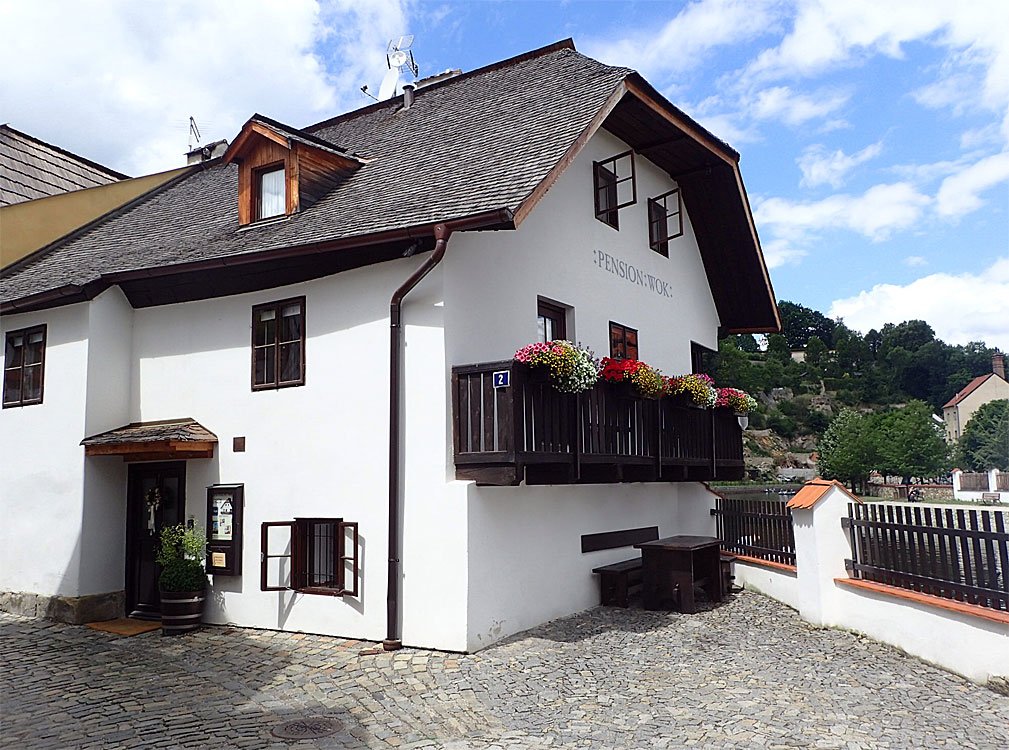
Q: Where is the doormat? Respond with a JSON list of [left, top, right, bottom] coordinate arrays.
[[87, 618, 161, 636]]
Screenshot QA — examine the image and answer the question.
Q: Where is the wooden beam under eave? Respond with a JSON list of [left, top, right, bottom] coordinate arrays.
[[84, 440, 217, 459], [623, 80, 737, 168], [730, 162, 781, 333], [121, 449, 215, 463]]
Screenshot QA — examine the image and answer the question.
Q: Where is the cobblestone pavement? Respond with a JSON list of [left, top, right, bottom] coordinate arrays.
[[3, 592, 1007, 750]]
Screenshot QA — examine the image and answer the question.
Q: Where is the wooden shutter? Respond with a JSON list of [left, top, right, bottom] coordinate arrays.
[[338, 521, 360, 597], [260, 521, 295, 591]]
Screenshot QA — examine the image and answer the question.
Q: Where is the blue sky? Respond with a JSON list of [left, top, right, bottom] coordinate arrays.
[[2, 0, 1007, 349]]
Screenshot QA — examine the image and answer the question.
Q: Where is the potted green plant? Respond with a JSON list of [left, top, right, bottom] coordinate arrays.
[[156, 523, 208, 636]]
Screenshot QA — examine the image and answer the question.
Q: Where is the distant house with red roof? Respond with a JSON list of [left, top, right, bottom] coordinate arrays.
[[941, 354, 1009, 442]]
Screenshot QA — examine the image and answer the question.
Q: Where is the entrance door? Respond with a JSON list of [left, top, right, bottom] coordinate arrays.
[[126, 462, 186, 619]]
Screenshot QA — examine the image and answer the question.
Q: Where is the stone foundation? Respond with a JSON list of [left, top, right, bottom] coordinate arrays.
[[0, 590, 124, 624]]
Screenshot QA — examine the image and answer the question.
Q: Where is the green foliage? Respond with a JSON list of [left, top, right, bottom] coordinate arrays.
[[777, 300, 836, 350], [818, 409, 876, 491], [159, 559, 208, 592], [804, 335, 827, 368], [873, 401, 949, 482], [157, 524, 207, 593], [766, 410, 797, 438], [766, 333, 792, 363], [956, 399, 1009, 471]]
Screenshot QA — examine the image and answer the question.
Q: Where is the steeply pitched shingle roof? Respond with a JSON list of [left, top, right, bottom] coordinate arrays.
[[0, 124, 128, 206], [0, 40, 779, 333], [2, 42, 630, 307]]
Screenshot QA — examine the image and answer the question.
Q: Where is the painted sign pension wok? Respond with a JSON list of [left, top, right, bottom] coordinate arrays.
[[592, 249, 673, 298]]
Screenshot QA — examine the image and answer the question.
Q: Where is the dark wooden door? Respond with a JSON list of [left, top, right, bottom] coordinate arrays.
[[126, 462, 186, 619]]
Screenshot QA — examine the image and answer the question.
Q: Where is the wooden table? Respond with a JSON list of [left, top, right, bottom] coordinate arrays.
[[634, 535, 723, 613]]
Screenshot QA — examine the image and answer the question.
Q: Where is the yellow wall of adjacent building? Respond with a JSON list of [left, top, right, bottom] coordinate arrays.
[[0, 166, 190, 268]]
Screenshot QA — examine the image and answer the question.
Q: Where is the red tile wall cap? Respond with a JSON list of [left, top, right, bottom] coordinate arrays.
[[786, 477, 862, 510]]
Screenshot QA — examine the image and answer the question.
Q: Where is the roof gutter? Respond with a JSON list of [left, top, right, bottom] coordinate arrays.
[[384, 208, 512, 651]]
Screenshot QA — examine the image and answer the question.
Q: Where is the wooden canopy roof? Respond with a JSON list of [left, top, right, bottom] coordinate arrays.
[[81, 418, 217, 461]]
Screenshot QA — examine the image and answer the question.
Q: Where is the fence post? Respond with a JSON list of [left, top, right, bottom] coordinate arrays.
[[951, 468, 962, 500], [787, 480, 862, 627], [988, 469, 999, 493]]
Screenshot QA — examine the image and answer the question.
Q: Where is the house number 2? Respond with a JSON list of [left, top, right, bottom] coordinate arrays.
[[492, 371, 510, 388]]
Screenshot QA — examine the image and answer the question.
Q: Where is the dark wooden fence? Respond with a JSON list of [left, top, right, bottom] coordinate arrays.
[[711, 496, 796, 566], [844, 503, 1009, 611], [959, 472, 990, 491]]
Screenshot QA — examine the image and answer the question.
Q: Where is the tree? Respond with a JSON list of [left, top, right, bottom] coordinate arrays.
[[777, 300, 837, 350], [818, 409, 875, 493], [804, 335, 827, 368], [874, 401, 948, 483], [956, 399, 1009, 471], [766, 333, 791, 363], [734, 334, 759, 353]]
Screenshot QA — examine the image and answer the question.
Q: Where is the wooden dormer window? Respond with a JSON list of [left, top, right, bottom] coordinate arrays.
[[223, 114, 365, 226], [255, 164, 286, 220]]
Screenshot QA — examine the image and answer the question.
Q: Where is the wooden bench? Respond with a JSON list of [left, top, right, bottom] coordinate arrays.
[[592, 558, 646, 608], [592, 550, 737, 608]]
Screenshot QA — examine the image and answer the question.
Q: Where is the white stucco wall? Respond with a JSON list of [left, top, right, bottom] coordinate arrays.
[[126, 257, 468, 649], [444, 128, 719, 375], [0, 303, 90, 597]]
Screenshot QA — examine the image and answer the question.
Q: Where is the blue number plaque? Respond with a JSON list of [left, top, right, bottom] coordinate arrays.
[[492, 370, 510, 388]]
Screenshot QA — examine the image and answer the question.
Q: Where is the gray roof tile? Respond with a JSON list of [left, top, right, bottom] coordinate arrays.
[[2, 45, 631, 306]]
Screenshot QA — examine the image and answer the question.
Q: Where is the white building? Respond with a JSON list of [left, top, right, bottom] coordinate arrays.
[[942, 354, 1009, 442], [0, 40, 779, 652]]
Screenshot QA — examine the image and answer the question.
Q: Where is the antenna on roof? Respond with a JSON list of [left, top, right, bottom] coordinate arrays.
[[377, 35, 418, 101], [188, 117, 201, 151]]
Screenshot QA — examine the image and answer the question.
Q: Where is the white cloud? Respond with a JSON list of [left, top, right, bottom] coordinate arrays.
[[829, 256, 1009, 349], [798, 141, 883, 188], [755, 182, 932, 242], [749, 85, 850, 127], [760, 238, 807, 269], [904, 255, 928, 267], [581, 0, 781, 84], [738, 0, 1009, 140], [935, 151, 1009, 218], [0, 0, 411, 175]]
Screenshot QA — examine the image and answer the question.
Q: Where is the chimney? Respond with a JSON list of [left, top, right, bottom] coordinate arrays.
[[185, 138, 229, 165], [993, 353, 1006, 380], [402, 83, 416, 110]]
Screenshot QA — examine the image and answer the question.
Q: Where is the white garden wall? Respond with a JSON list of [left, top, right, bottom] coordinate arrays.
[[732, 561, 799, 611]]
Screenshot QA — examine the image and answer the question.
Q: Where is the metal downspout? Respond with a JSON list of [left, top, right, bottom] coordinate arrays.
[[384, 223, 452, 651]]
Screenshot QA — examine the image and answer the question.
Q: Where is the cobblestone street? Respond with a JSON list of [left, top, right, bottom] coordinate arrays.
[[2, 591, 1007, 749]]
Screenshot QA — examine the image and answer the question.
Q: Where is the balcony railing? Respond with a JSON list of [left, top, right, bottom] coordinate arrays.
[[452, 360, 745, 486]]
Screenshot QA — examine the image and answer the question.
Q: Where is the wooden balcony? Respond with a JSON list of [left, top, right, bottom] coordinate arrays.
[[452, 360, 745, 486]]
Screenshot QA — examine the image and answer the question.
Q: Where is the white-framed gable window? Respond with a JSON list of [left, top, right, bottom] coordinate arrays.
[[255, 165, 286, 220]]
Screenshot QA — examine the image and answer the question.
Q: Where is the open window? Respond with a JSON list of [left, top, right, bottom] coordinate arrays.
[[593, 150, 636, 229], [648, 188, 684, 256], [261, 518, 359, 597]]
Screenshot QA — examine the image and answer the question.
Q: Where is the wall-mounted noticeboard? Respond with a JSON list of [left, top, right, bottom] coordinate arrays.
[[206, 484, 243, 576]]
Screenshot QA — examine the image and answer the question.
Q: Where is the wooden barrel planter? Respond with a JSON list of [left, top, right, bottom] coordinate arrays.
[[159, 589, 206, 635]]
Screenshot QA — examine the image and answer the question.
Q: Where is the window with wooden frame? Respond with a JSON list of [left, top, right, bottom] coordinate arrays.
[[3, 324, 46, 408], [648, 188, 684, 256], [261, 518, 359, 597], [609, 322, 638, 360], [252, 297, 305, 390], [254, 163, 286, 220], [593, 150, 636, 229], [537, 299, 567, 342], [691, 341, 717, 374]]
